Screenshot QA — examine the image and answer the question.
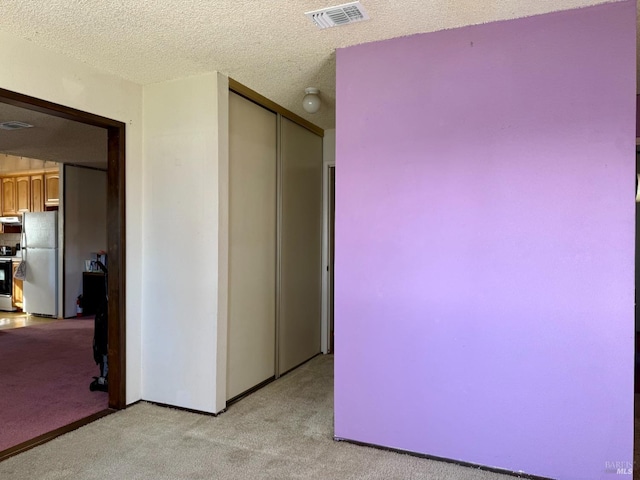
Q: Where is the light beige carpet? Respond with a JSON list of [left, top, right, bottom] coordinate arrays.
[[0, 355, 517, 479]]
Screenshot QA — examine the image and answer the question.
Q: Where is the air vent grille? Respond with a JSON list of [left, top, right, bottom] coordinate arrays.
[[305, 1, 369, 29], [0, 121, 33, 130]]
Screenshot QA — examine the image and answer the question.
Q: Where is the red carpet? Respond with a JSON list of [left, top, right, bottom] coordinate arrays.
[[0, 319, 107, 452]]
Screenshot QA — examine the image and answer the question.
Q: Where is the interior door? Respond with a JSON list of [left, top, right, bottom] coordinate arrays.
[[329, 166, 335, 353], [227, 92, 277, 400], [278, 117, 323, 374]]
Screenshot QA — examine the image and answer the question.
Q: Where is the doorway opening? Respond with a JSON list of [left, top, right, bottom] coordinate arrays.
[[0, 87, 126, 459], [328, 165, 335, 354]]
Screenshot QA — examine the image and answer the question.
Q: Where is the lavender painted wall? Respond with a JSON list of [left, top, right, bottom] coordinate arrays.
[[334, 2, 636, 479]]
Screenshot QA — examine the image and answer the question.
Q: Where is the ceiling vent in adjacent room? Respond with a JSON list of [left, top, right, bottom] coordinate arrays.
[[0, 121, 33, 130], [305, 1, 369, 29]]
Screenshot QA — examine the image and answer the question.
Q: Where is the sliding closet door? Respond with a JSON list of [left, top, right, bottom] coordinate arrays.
[[227, 92, 277, 400], [278, 117, 323, 374]]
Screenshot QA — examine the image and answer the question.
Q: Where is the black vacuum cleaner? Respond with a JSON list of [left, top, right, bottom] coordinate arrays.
[[89, 260, 108, 392]]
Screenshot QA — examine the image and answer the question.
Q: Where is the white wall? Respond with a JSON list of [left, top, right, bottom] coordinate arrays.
[[215, 74, 229, 412], [64, 166, 107, 318], [142, 73, 228, 413], [0, 31, 144, 403], [0, 33, 231, 413]]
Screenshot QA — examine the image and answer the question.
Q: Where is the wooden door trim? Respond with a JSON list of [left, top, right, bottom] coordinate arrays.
[[0, 87, 127, 410], [0, 409, 114, 462], [229, 78, 324, 138]]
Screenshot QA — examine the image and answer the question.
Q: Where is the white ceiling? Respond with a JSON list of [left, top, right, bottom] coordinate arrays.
[[0, 102, 107, 169], [0, 0, 633, 130]]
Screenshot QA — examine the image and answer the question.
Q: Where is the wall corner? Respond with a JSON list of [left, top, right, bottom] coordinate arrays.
[[215, 72, 230, 412]]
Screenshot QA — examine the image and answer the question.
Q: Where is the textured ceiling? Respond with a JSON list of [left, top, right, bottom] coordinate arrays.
[[0, 0, 631, 129], [0, 102, 107, 169]]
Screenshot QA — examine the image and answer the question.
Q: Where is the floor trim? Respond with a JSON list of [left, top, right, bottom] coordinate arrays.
[[333, 437, 556, 480], [226, 376, 276, 407], [0, 409, 114, 462], [278, 352, 322, 378], [143, 400, 222, 417], [227, 353, 324, 408]]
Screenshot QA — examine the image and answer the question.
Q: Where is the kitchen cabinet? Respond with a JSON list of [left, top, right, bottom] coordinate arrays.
[[0, 170, 58, 233], [2, 173, 49, 215], [31, 174, 44, 212], [2, 177, 16, 215], [16, 176, 30, 213], [45, 172, 60, 207], [12, 261, 23, 310]]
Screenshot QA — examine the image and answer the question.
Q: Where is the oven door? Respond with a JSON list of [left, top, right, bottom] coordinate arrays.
[[0, 260, 13, 296]]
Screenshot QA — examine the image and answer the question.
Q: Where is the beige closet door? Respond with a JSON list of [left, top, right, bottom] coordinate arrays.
[[278, 118, 323, 374], [227, 92, 277, 400]]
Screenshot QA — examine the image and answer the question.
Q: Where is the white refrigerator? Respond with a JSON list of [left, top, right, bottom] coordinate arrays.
[[23, 211, 58, 317]]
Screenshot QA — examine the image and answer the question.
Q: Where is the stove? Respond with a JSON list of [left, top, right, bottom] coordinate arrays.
[[0, 258, 16, 311]]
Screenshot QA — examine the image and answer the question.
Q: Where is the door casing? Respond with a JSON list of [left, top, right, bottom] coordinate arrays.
[[0, 87, 127, 410]]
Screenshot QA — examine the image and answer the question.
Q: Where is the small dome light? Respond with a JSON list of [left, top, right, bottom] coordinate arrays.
[[302, 87, 321, 114]]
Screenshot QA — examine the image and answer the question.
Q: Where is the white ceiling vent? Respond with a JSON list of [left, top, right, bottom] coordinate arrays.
[[305, 1, 369, 29], [0, 121, 33, 131]]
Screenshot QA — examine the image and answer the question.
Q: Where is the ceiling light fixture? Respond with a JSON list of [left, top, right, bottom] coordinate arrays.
[[302, 88, 321, 114]]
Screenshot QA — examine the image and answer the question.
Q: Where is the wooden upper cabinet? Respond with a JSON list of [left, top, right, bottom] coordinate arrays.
[[0, 170, 59, 218], [16, 176, 30, 213], [31, 174, 44, 212], [44, 172, 60, 207], [2, 177, 16, 215]]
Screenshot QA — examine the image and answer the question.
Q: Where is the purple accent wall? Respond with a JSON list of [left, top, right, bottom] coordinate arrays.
[[334, 2, 636, 479]]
